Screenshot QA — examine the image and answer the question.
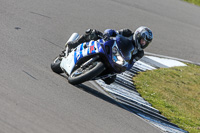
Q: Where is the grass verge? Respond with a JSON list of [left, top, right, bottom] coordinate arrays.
[[184, 0, 200, 6], [133, 63, 200, 133]]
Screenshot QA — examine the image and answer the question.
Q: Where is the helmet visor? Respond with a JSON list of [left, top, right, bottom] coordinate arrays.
[[140, 38, 149, 49], [139, 30, 151, 49]]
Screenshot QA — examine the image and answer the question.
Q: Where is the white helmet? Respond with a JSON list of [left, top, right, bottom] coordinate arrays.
[[133, 26, 153, 51]]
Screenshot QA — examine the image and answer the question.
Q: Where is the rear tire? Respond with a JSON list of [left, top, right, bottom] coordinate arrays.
[[68, 61, 105, 85], [51, 57, 63, 74]]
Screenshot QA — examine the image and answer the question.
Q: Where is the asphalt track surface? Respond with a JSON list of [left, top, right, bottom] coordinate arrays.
[[0, 0, 200, 133]]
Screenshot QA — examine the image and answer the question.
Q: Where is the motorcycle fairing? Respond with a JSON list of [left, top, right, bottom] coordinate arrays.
[[60, 39, 103, 75]]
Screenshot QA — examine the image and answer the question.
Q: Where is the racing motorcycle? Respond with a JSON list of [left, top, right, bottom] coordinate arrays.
[[51, 33, 135, 85]]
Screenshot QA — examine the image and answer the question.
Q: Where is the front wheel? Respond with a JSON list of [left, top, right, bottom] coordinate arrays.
[[68, 61, 105, 85]]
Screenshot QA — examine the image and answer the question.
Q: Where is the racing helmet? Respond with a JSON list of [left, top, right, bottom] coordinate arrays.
[[133, 26, 153, 51]]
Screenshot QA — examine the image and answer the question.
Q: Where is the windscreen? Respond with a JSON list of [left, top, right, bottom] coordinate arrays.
[[116, 35, 135, 62]]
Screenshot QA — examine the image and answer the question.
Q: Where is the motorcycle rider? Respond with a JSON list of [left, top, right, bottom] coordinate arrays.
[[64, 26, 153, 84]]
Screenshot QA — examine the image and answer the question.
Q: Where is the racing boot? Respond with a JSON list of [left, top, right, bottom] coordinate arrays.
[[102, 75, 116, 85], [66, 34, 87, 50], [65, 29, 103, 50]]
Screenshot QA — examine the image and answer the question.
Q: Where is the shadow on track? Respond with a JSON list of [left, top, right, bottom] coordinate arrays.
[[75, 83, 133, 113]]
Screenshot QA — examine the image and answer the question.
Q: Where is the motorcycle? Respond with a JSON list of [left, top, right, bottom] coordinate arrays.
[[51, 33, 135, 85]]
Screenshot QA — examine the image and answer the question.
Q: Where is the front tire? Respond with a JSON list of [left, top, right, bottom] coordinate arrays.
[[68, 61, 105, 85], [51, 57, 63, 74]]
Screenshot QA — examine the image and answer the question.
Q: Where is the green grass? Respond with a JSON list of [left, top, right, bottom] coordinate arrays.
[[184, 0, 200, 6], [133, 63, 200, 133]]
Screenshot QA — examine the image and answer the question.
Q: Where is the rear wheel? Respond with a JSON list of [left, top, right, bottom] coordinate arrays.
[[51, 57, 63, 74], [68, 61, 105, 85]]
